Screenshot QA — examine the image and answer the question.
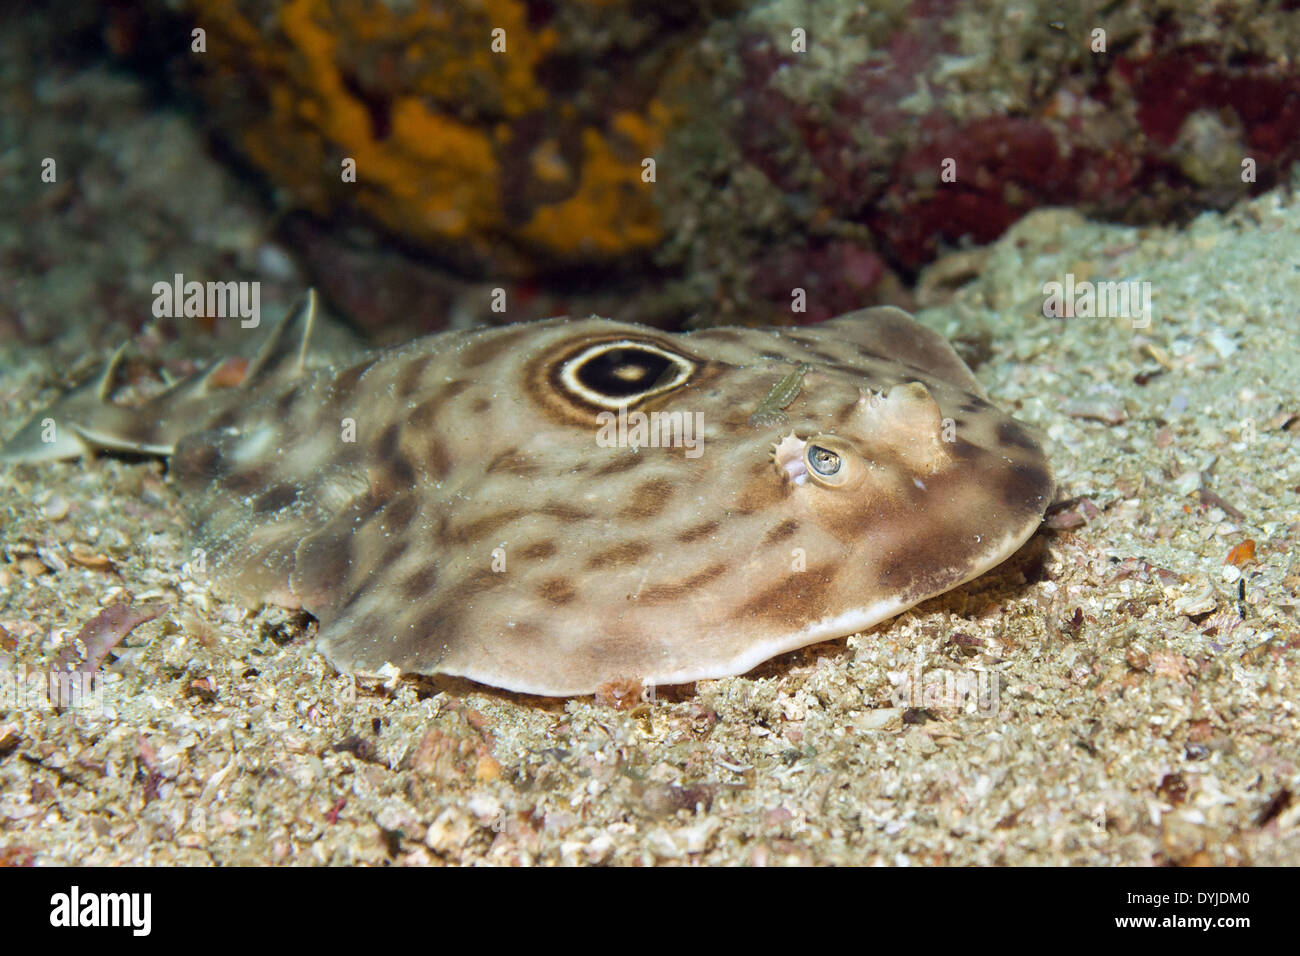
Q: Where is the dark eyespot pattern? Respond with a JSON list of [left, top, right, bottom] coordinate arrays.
[[555, 339, 696, 410]]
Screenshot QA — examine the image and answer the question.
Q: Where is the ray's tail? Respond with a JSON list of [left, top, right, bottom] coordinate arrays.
[[0, 291, 319, 464]]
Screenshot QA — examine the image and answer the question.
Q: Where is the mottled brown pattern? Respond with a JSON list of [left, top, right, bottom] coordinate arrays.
[[296, 528, 355, 603], [439, 566, 511, 605], [835, 398, 862, 424], [400, 566, 440, 601], [273, 384, 304, 417], [1001, 462, 1054, 510], [734, 472, 789, 515], [536, 503, 596, 522], [949, 438, 985, 463], [2, 295, 1052, 696], [207, 407, 241, 430], [458, 325, 532, 369], [375, 422, 401, 459], [409, 394, 443, 430], [329, 357, 380, 398], [171, 441, 224, 481], [379, 537, 409, 569], [444, 509, 530, 546], [373, 423, 417, 489], [637, 561, 730, 603], [537, 577, 578, 605], [997, 419, 1040, 451], [486, 449, 540, 477], [676, 519, 720, 543], [252, 483, 299, 514], [221, 465, 273, 496], [875, 524, 969, 599], [732, 565, 840, 629], [437, 379, 474, 401], [592, 454, 647, 477], [517, 540, 558, 560], [378, 495, 419, 535], [423, 437, 454, 481], [762, 518, 800, 545], [393, 353, 435, 399], [619, 478, 674, 519], [585, 540, 652, 569]]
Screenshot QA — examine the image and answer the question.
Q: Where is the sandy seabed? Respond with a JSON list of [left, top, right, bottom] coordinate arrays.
[[2, 189, 1298, 865]]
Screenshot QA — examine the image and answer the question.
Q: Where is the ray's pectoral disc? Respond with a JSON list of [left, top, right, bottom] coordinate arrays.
[[0, 295, 1053, 696]]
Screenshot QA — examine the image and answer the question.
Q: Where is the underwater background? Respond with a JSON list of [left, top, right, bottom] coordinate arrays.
[[0, 1, 1298, 866]]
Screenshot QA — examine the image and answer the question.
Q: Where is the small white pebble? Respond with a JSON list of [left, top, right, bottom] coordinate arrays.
[[856, 708, 902, 731], [584, 834, 614, 863], [467, 795, 502, 826], [256, 243, 298, 281], [1207, 329, 1238, 358], [41, 495, 69, 520]]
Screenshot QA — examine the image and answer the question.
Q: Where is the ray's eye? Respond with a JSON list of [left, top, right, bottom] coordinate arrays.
[[557, 339, 696, 410], [808, 445, 842, 476], [797, 434, 856, 489]]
